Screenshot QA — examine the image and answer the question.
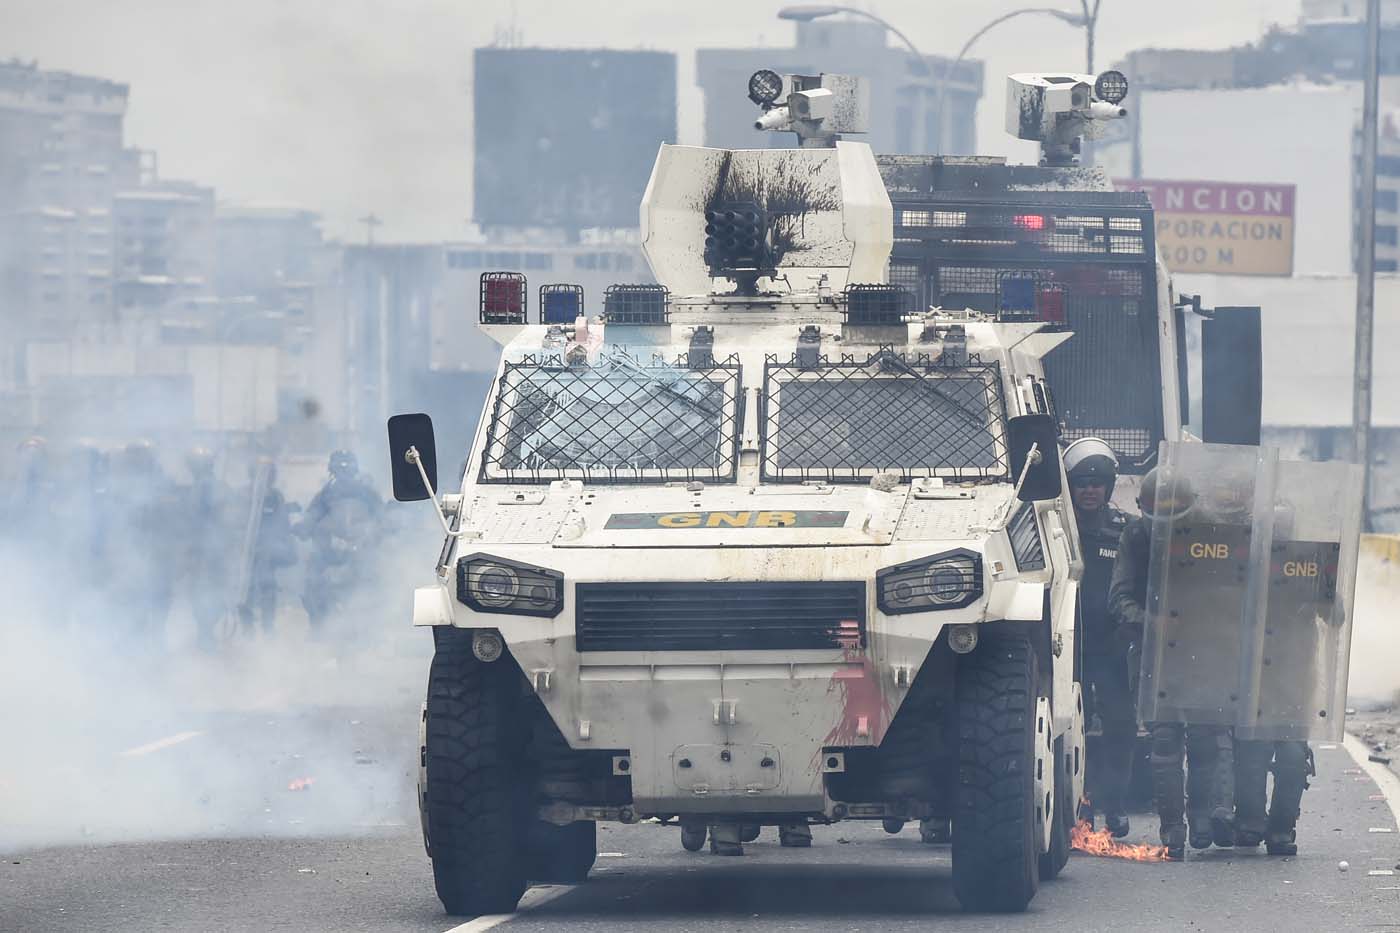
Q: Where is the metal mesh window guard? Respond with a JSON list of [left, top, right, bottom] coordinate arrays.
[[480, 350, 741, 484], [761, 349, 1008, 483]]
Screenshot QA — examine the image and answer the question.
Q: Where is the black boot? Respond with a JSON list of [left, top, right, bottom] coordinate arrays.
[[1234, 827, 1264, 847], [778, 823, 811, 848], [918, 817, 951, 844], [1106, 813, 1130, 839], [1161, 823, 1186, 861], [1211, 807, 1235, 848], [1265, 828, 1297, 856]]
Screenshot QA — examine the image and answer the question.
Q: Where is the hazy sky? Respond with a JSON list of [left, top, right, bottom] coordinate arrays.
[[3, 0, 1307, 241]]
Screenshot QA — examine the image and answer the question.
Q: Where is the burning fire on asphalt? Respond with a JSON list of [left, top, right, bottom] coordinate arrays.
[[1069, 820, 1170, 862]]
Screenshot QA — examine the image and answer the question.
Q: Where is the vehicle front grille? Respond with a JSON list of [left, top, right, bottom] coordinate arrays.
[[575, 581, 866, 652]]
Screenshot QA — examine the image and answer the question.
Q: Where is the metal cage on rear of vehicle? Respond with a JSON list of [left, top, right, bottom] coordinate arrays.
[[880, 174, 1164, 474], [478, 350, 743, 484], [759, 348, 1009, 484]]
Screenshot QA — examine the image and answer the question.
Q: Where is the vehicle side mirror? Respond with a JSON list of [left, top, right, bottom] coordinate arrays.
[[387, 413, 438, 502], [1007, 413, 1062, 502]]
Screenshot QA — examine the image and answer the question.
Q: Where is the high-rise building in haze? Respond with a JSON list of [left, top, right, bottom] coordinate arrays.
[[472, 47, 677, 238], [0, 60, 145, 338]]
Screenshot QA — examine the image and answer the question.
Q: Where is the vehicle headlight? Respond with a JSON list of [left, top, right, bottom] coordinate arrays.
[[877, 549, 983, 614], [457, 554, 564, 617]]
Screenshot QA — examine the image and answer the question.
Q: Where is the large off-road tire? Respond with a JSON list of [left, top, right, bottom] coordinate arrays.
[[952, 634, 1040, 913], [424, 629, 529, 916], [1038, 736, 1072, 880], [680, 824, 707, 852], [529, 820, 597, 883]]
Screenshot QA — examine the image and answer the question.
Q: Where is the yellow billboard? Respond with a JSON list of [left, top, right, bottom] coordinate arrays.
[[1114, 179, 1296, 276]]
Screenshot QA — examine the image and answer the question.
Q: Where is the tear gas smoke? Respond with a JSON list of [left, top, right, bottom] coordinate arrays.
[[0, 443, 439, 854], [1349, 537, 1400, 707]]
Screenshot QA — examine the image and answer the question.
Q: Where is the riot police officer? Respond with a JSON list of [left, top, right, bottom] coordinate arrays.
[[239, 459, 298, 636], [1109, 468, 1235, 860], [1064, 437, 1132, 838], [5, 436, 52, 534], [298, 450, 381, 632], [1233, 741, 1312, 855], [105, 442, 178, 649], [1234, 499, 1316, 856], [183, 447, 236, 651]]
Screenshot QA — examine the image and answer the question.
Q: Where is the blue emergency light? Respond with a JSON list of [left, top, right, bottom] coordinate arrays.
[[540, 283, 584, 324]]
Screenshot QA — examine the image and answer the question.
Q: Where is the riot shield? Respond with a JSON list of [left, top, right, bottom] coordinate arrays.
[[1241, 457, 1363, 741], [1137, 442, 1363, 742], [1137, 442, 1270, 728]]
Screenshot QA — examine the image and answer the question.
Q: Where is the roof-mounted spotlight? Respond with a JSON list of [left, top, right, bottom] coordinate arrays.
[[1094, 70, 1129, 105], [748, 69, 784, 106]]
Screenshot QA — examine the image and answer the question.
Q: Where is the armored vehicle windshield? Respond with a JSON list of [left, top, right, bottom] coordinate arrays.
[[478, 348, 742, 484], [761, 350, 1007, 483]]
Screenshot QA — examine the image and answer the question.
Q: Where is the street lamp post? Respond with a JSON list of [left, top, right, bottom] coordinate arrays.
[[778, 5, 938, 151], [938, 7, 1089, 154], [1355, 0, 1381, 529], [777, 5, 933, 77]]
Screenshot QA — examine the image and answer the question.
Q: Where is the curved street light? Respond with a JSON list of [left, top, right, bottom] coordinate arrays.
[[937, 7, 1089, 153], [777, 5, 933, 77]]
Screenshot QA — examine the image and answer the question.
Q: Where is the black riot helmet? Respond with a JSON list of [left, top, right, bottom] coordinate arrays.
[[1063, 436, 1119, 500], [329, 449, 357, 480], [1138, 466, 1196, 519]]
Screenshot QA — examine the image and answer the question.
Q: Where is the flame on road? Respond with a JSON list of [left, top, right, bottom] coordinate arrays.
[[288, 777, 315, 791], [1069, 820, 1170, 861]]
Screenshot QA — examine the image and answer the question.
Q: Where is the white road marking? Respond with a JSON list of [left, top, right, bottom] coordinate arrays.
[[441, 884, 574, 933], [118, 731, 204, 758], [1344, 733, 1400, 831]]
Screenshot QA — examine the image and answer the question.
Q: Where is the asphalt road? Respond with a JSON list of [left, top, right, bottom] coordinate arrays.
[[4, 702, 1400, 933]]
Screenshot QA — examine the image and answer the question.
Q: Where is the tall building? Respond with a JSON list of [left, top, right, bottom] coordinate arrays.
[[1103, 2, 1400, 276], [696, 18, 983, 155], [0, 60, 144, 337], [343, 240, 649, 454], [472, 47, 677, 238], [1360, 120, 1400, 272], [113, 180, 216, 312], [215, 204, 324, 307], [1097, 82, 1357, 276]]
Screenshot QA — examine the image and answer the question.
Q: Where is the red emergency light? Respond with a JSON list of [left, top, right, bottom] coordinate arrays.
[[480, 271, 527, 324], [1012, 214, 1047, 231], [1037, 285, 1066, 323]]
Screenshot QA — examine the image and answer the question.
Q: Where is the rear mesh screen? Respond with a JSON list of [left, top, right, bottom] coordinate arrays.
[[887, 198, 1163, 472]]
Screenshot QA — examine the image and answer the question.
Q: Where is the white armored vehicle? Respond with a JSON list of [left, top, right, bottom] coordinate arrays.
[[387, 69, 1201, 917]]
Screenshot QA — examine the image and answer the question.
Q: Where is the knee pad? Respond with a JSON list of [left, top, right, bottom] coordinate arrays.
[[1151, 726, 1183, 763], [1271, 742, 1309, 776]]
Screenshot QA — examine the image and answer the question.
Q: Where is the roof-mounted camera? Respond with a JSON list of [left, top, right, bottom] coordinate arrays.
[[748, 70, 869, 149], [1006, 70, 1129, 166]]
